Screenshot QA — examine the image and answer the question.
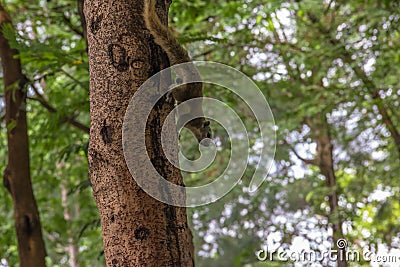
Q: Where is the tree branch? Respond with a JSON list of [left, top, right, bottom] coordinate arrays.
[[77, 0, 88, 49], [299, 7, 400, 159], [29, 83, 89, 133], [60, 68, 87, 89], [192, 48, 214, 60], [284, 139, 318, 166], [62, 13, 84, 38]]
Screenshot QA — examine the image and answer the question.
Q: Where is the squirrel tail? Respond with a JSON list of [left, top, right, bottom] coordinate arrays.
[[144, 0, 191, 65]]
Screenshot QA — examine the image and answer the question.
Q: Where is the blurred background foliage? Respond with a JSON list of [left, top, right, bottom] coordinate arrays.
[[0, 0, 399, 266]]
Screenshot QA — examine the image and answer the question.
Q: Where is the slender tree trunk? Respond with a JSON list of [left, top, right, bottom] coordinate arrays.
[[0, 4, 46, 267], [308, 116, 347, 267], [84, 0, 194, 266], [61, 180, 81, 267], [77, 0, 87, 49]]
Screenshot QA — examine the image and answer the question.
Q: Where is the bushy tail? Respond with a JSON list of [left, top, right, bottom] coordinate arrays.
[[144, 0, 191, 65]]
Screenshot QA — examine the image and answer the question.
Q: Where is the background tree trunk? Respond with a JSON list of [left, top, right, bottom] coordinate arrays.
[[84, 0, 194, 266], [0, 4, 46, 267], [308, 116, 348, 267], [61, 179, 81, 267]]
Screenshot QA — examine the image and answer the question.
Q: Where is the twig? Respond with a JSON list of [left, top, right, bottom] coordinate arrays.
[[62, 14, 84, 38], [284, 139, 318, 166], [60, 68, 87, 90], [29, 83, 89, 133], [192, 48, 214, 60]]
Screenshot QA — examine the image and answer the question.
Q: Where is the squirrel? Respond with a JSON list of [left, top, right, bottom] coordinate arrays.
[[144, 0, 212, 144]]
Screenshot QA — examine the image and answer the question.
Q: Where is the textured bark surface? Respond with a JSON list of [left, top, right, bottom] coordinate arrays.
[[0, 4, 46, 267], [84, 0, 194, 266]]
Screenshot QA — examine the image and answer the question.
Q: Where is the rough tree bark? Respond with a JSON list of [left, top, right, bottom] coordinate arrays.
[[0, 4, 46, 267], [84, 0, 194, 266]]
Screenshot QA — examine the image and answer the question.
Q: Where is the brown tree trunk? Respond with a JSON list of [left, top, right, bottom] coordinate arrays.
[[84, 0, 194, 266], [0, 4, 46, 267], [77, 0, 87, 48], [61, 180, 81, 267], [308, 116, 347, 267]]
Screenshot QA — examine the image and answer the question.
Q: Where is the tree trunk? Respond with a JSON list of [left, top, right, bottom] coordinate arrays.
[[0, 4, 46, 267], [308, 116, 347, 267], [84, 0, 194, 266], [61, 180, 81, 267], [77, 0, 87, 48]]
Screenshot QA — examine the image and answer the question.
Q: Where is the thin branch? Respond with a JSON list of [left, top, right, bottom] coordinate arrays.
[[62, 116, 90, 133], [62, 13, 84, 38], [60, 68, 87, 89], [338, 51, 400, 158], [192, 48, 214, 60], [33, 72, 55, 82], [299, 7, 400, 159], [324, 0, 334, 14], [270, 16, 302, 82], [291, 147, 318, 166], [29, 83, 89, 133], [77, 0, 88, 49], [284, 139, 318, 166]]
